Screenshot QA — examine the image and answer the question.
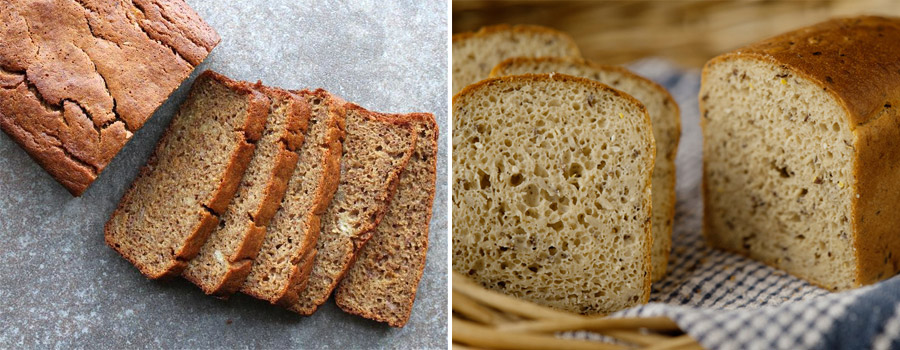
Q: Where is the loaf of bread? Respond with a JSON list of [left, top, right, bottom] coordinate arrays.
[[0, 0, 218, 195], [491, 57, 680, 282], [335, 113, 438, 327], [287, 104, 417, 315], [105, 71, 269, 279], [452, 24, 581, 95], [700, 16, 900, 291], [182, 86, 310, 296], [240, 90, 346, 305], [453, 74, 655, 314]]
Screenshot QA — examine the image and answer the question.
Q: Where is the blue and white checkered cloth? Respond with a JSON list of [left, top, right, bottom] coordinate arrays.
[[575, 58, 900, 350]]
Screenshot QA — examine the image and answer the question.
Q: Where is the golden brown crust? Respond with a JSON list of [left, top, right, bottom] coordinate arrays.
[[452, 24, 581, 57], [701, 15, 900, 290], [0, 0, 218, 196]]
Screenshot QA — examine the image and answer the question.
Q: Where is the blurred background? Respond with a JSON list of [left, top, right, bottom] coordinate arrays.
[[453, 0, 900, 68]]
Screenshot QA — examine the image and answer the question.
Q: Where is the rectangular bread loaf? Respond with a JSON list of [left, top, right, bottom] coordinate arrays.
[[240, 89, 346, 305], [0, 0, 218, 195], [287, 104, 418, 315], [452, 74, 655, 315], [700, 16, 900, 291], [335, 113, 438, 327], [182, 85, 310, 297], [491, 57, 681, 282], [105, 71, 269, 280], [452, 24, 581, 95]]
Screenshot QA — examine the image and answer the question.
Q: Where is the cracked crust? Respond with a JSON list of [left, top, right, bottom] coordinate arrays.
[[0, 0, 219, 195], [105, 71, 268, 280]]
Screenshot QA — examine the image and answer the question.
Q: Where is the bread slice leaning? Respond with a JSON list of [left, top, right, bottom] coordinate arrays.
[[182, 85, 310, 296], [240, 89, 346, 305], [452, 24, 581, 94], [335, 113, 438, 327], [105, 70, 269, 279], [287, 104, 418, 315], [452, 74, 655, 315], [491, 57, 681, 282]]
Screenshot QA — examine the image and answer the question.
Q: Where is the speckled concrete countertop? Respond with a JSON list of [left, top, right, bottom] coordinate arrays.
[[0, 1, 448, 348]]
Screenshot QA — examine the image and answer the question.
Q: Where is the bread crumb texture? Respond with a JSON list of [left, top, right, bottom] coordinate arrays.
[[453, 74, 654, 315]]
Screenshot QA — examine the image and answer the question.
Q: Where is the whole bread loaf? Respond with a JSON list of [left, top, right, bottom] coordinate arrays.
[[700, 16, 900, 291], [105, 71, 269, 279], [0, 0, 218, 195], [182, 85, 310, 297], [491, 57, 681, 282], [240, 89, 346, 305], [335, 113, 438, 327], [287, 104, 417, 315], [452, 24, 581, 94], [453, 74, 655, 314]]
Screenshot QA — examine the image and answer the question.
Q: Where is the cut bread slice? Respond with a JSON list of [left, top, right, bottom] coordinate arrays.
[[491, 57, 681, 282], [287, 104, 418, 315], [700, 16, 900, 291], [335, 113, 438, 327], [240, 89, 346, 305], [105, 70, 269, 279], [182, 85, 310, 296], [452, 74, 655, 314], [452, 24, 581, 94]]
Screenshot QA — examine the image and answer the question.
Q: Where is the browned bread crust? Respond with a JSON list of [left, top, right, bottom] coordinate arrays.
[[287, 104, 418, 315], [182, 85, 311, 297], [104, 70, 268, 280], [0, 0, 219, 195], [239, 89, 346, 306], [335, 113, 438, 327], [701, 15, 900, 289]]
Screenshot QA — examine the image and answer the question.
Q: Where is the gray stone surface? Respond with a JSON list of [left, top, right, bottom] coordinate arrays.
[[0, 1, 448, 348]]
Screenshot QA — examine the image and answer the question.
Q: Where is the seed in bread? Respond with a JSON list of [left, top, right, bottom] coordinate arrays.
[[240, 90, 346, 305], [491, 57, 681, 282], [105, 71, 269, 279], [335, 114, 439, 327], [453, 73, 655, 315], [700, 16, 900, 291], [452, 24, 581, 94], [287, 104, 417, 315], [182, 86, 310, 297]]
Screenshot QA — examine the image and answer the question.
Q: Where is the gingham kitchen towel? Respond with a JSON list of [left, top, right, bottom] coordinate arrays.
[[575, 58, 900, 350]]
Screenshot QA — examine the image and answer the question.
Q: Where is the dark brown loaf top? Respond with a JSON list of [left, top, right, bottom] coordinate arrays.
[[287, 104, 418, 315], [700, 15, 900, 289], [105, 71, 269, 280], [240, 89, 346, 305], [0, 0, 219, 195], [182, 85, 310, 297], [335, 113, 438, 327]]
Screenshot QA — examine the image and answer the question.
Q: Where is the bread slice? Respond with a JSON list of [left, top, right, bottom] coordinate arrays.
[[452, 24, 581, 94], [452, 74, 655, 314], [105, 70, 269, 279], [335, 113, 438, 327], [287, 104, 418, 315], [700, 16, 900, 291], [181, 86, 310, 296], [490, 57, 681, 282], [239, 89, 346, 305]]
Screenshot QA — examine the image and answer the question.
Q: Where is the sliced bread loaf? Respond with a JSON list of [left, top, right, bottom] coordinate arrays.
[[452, 74, 655, 314], [452, 24, 581, 94], [700, 16, 900, 291], [182, 85, 310, 296], [105, 70, 269, 279], [287, 104, 418, 315], [491, 57, 681, 282], [240, 89, 346, 305], [335, 113, 438, 327]]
